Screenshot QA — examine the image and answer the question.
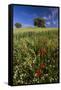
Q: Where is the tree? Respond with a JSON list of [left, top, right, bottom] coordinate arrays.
[[34, 18, 46, 27], [15, 23, 22, 28]]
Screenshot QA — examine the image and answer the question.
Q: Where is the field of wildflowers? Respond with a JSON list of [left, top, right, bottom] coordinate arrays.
[[13, 28, 59, 85]]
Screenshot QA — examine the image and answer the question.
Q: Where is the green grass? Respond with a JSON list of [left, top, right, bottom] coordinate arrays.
[[13, 27, 59, 85]]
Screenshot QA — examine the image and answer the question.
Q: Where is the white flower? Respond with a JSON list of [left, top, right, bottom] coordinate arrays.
[[48, 60, 50, 63], [41, 76, 45, 80], [53, 65, 55, 68], [44, 74, 48, 77], [49, 65, 52, 67], [50, 77, 54, 82]]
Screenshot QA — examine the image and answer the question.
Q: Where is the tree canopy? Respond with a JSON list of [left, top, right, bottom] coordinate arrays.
[[34, 18, 46, 27], [15, 23, 22, 28]]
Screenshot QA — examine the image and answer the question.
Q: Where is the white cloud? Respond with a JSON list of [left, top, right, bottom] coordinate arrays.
[[48, 8, 58, 23], [51, 8, 58, 19], [43, 16, 48, 20], [46, 22, 51, 25], [43, 15, 51, 20], [53, 21, 56, 24]]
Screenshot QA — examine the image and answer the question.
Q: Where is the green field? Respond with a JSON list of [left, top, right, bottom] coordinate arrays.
[[13, 28, 59, 85], [14, 27, 57, 33]]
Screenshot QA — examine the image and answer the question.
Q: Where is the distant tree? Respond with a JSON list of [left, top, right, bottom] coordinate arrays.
[[15, 23, 22, 28], [34, 18, 46, 27]]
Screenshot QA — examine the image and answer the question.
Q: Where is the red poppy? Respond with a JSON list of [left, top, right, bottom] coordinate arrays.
[[35, 69, 41, 77], [38, 48, 47, 57], [40, 63, 46, 69]]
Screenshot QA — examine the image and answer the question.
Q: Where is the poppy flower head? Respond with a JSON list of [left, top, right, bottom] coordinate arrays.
[[40, 63, 46, 69], [35, 69, 42, 77], [38, 48, 47, 57]]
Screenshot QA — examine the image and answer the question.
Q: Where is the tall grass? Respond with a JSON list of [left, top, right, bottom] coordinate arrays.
[[13, 28, 59, 85]]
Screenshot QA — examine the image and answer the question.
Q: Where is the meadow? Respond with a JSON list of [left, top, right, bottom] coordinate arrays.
[[13, 28, 59, 85]]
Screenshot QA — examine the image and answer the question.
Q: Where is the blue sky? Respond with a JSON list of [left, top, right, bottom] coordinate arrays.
[[13, 5, 59, 28]]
